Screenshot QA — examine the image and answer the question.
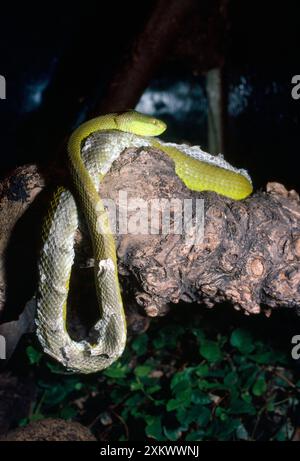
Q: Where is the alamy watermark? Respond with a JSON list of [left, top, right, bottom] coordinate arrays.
[[0, 335, 6, 359], [0, 74, 6, 99], [291, 335, 300, 360], [98, 191, 205, 245], [291, 75, 300, 100]]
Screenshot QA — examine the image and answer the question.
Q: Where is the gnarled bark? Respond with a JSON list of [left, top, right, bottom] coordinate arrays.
[[0, 145, 299, 355], [0, 418, 96, 441]]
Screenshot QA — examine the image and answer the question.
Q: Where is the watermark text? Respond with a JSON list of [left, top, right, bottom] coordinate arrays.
[[98, 191, 204, 245], [291, 75, 300, 100], [0, 75, 6, 100], [0, 335, 6, 359]]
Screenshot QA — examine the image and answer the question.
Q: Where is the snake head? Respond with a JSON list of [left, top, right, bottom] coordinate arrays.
[[115, 110, 167, 137]]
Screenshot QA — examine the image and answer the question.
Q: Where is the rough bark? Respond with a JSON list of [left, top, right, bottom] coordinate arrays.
[[99, 148, 300, 318], [0, 165, 44, 316], [0, 418, 96, 441], [0, 146, 299, 350]]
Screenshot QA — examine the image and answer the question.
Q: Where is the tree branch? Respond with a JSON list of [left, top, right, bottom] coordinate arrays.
[[0, 145, 299, 352], [96, 0, 196, 114]]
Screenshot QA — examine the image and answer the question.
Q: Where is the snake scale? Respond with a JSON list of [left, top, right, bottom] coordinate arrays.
[[37, 111, 252, 374]]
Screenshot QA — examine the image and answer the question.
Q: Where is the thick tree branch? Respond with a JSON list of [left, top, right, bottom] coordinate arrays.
[[0, 145, 299, 353], [96, 0, 196, 114], [98, 147, 300, 318]]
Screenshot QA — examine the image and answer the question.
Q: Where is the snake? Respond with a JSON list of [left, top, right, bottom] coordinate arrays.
[[36, 110, 253, 374]]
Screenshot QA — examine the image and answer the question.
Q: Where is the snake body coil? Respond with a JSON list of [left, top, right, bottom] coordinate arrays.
[[37, 111, 252, 373]]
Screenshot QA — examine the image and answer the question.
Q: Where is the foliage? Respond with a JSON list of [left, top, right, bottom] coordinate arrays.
[[20, 315, 300, 441]]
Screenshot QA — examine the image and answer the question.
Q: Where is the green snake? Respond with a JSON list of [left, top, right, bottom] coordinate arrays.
[[37, 110, 252, 374]]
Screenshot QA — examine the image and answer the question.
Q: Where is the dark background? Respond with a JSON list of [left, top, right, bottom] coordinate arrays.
[[0, 0, 299, 191]]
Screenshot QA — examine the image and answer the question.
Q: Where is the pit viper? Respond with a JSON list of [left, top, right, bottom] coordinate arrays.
[[37, 110, 253, 374]]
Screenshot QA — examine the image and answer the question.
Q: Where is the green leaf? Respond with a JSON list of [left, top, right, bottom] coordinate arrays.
[[167, 369, 192, 411], [207, 368, 227, 378], [211, 418, 241, 440], [185, 430, 205, 441], [224, 371, 239, 387], [250, 351, 274, 364], [26, 345, 42, 365], [103, 362, 129, 378], [215, 407, 228, 421], [153, 325, 184, 349], [236, 423, 250, 440], [199, 340, 222, 362], [131, 334, 148, 356], [241, 392, 252, 404], [167, 399, 182, 411], [176, 405, 211, 427], [43, 384, 68, 406], [192, 328, 206, 342], [250, 345, 288, 365], [145, 416, 163, 440], [172, 379, 191, 395], [167, 387, 192, 411], [171, 369, 194, 389], [134, 365, 152, 377], [46, 360, 69, 374], [163, 426, 182, 441], [230, 329, 254, 354], [229, 398, 256, 415], [198, 380, 228, 391], [191, 389, 211, 405], [124, 393, 144, 408], [274, 425, 289, 441], [110, 388, 129, 405], [243, 365, 260, 389], [173, 385, 192, 403], [30, 412, 45, 422], [74, 382, 83, 391], [130, 380, 143, 391], [18, 418, 29, 427], [60, 405, 77, 420], [266, 400, 275, 412], [274, 351, 289, 365], [196, 406, 211, 426], [168, 370, 194, 408], [147, 385, 161, 395], [252, 375, 267, 396], [195, 364, 209, 377], [123, 394, 145, 418]]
